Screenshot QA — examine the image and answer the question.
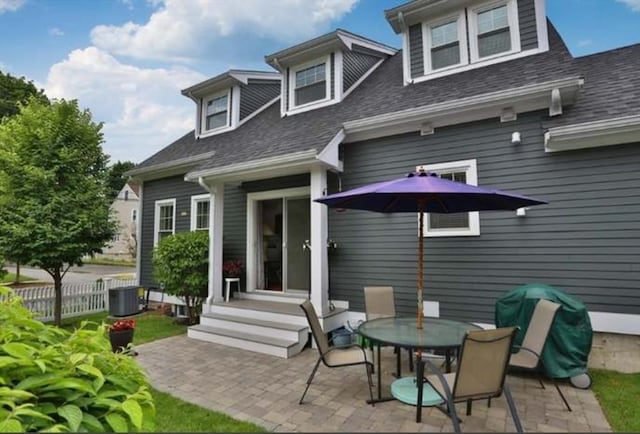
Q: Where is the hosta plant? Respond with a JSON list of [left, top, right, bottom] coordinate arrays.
[[0, 287, 155, 432]]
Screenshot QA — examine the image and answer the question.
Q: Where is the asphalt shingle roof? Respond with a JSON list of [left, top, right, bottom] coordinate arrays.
[[134, 22, 638, 175]]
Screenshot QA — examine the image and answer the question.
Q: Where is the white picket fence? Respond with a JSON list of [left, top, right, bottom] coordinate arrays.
[[7, 277, 137, 322]]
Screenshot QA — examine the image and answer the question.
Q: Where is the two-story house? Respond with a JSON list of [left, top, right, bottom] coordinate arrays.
[[100, 183, 140, 261], [126, 0, 640, 367]]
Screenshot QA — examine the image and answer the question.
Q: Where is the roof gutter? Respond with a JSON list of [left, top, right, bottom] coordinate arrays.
[[545, 114, 640, 153], [343, 76, 584, 142], [125, 150, 217, 182]]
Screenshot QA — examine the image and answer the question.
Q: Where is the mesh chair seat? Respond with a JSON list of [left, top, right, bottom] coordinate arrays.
[[509, 349, 539, 369], [425, 372, 456, 400], [325, 347, 373, 366]]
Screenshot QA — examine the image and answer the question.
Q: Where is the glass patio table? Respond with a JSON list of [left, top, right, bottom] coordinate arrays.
[[358, 316, 482, 404]]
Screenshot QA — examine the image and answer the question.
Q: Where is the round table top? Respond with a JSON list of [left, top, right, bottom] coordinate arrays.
[[358, 316, 482, 350]]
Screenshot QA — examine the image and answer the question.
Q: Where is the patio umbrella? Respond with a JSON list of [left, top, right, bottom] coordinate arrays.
[[315, 170, 547, 329]]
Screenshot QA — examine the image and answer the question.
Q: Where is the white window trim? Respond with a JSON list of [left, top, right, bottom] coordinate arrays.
[[468, 0, 521, 64], [422, 10, 469, 75], [190, 193, 211, 231], [154, 198, 176, 246], [416, 159, 480, 237], [287, 55, 333, 114], [200, 88, 232, 135]]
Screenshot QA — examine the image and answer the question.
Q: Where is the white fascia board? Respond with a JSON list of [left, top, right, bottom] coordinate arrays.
[[228, 71, 281, 84], [125, 151, 217, 181], [185, 150, 319, 183], [343, 77, 583, 142], [589, 311, 640, 335], [316, 129, 345, 172], [544, 114, 640, 153], [337, 32, 398, 56]]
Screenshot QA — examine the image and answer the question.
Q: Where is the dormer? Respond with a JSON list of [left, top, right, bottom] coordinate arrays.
[[182, 70, 281, 138], [265, 29, 397, 117], [385, 0, 549, 85]]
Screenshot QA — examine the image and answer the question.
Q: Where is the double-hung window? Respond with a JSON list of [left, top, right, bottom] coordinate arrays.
[[190, 194, 210, 231], [417, 160, 480, 237], [203, 93, 229, 132], [469, 0, 519, 62], [291, 57, 329, 108], [424, 12, 467, 72], [154, 199, 175, 245]]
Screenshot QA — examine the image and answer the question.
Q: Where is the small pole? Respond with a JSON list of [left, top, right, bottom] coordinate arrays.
[[417, 198, 425, 330]]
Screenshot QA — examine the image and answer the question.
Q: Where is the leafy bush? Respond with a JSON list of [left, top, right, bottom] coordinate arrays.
[[0, 287, 155, 432], [153, 231, 208, 324], [0, 257, 6, 281]]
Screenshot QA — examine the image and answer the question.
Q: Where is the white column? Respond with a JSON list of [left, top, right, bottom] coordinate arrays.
[[310, 166, 329, 317], [207, 183, 225, 305]]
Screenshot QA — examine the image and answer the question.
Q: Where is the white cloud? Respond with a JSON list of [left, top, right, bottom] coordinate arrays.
[[49, 27, 64, 37], [90, 0, 358, 62], [44, 47, 205, 163], [617, 0, 640, 12], [0, 0, 25, 13]]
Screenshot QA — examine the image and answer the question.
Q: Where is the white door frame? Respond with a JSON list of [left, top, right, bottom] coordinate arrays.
[[246, 186, 311, 292]]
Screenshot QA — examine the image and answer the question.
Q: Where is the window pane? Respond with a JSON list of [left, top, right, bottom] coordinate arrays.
[[478, 28, 511, 57], [478, 5, 508, 34], [295, 63, 325, 88], [431, 43, 460, 69], [207, 95, 227, 115], [206, 111, 227, 130], [159, 205, 173, 231], [196, 200, 209, 230], [295, 81, 326, 106], [429, 171, 469, 229], [431, 20, 458, 47]]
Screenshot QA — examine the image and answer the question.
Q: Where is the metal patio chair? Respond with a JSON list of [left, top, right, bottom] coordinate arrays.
[[299, 300, 374, 404], [363, 286, 414, 375], [508, 298, 572, 411], [418, 327, 523, 433]]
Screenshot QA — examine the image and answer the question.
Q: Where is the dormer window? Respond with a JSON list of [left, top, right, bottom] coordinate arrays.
[[290, 56, 331, 110], [424, 11, 468, 73], [469, 0, 520, 62], [203, 91, 230, 132]]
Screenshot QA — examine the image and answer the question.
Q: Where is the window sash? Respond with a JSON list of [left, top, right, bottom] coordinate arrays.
[[295, 81, 326, 106], [295, 63, 325, 89], [477, 5, 509, 35], [194, 200, 210, 231], [204, 95, 228, 131], [430, 20, 458, 48], [478, 27, 511, 58], [158, 205, 174, 232], [428, 171, 470, 230]]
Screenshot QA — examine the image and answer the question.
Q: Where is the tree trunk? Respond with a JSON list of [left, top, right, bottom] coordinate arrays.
[[53, 268, 63, 326], [15, 261, 20, 283]]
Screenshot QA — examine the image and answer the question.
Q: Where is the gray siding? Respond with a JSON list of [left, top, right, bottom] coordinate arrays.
[[518, 0, 539, 50], [343, 51, 381, 91], [330, 53, 335, 100], [329, 111, 640, 323], [239, 81, 280, 120], [140, 176, 208, 287], [409, 24, 424, 78]]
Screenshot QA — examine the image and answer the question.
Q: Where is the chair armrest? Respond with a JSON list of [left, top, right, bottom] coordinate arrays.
[[513, 344, 542, 360]]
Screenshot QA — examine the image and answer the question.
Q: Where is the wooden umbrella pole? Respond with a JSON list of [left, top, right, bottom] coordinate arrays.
[[417, 198, 425, 330]]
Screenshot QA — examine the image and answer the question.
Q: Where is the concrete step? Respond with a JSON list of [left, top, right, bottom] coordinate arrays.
[[188, 324, 307, 358], [200, 312, 308, 342]]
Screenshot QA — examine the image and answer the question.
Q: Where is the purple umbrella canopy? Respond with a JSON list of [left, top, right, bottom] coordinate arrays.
[[315, 170, 547, 329]]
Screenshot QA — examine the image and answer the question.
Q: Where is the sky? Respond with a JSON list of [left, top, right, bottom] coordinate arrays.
[[1, 0, 639, 164]]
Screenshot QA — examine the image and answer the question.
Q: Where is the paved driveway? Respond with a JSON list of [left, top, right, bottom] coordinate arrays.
[[137, 336, 611, 432]]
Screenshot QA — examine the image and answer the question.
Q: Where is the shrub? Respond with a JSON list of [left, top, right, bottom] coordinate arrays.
[[153, 231, 208, 324], [0, 287, 155, 432]]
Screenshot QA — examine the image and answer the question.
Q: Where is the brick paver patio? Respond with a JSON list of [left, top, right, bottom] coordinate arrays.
[[137, 335, 611, 432]]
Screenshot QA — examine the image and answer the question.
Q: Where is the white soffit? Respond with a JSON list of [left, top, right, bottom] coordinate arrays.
[[545, 114, 640, 153]]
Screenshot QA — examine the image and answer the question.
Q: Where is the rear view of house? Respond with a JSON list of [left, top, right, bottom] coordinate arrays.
[[126, 0, 640, 369]]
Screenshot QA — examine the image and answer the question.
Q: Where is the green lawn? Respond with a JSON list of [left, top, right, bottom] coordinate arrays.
[[0, 272, 37, 283], [151, 388, 266, 432], [60, 310, 187, 345], [83, 257, 136, 266], [592, 369, 640, 432]]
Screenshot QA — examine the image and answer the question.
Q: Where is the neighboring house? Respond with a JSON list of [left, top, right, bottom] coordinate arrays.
[[127, 0, 640, 363], [100, 183, 140, 261]]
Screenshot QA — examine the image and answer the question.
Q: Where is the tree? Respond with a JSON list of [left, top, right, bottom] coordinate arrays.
[[0, 71, 50, 280], [0, 70, 49, 120], [153, 231, 209, 324], [0, 98, 117, 325], [107, 160, 136, 200]]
